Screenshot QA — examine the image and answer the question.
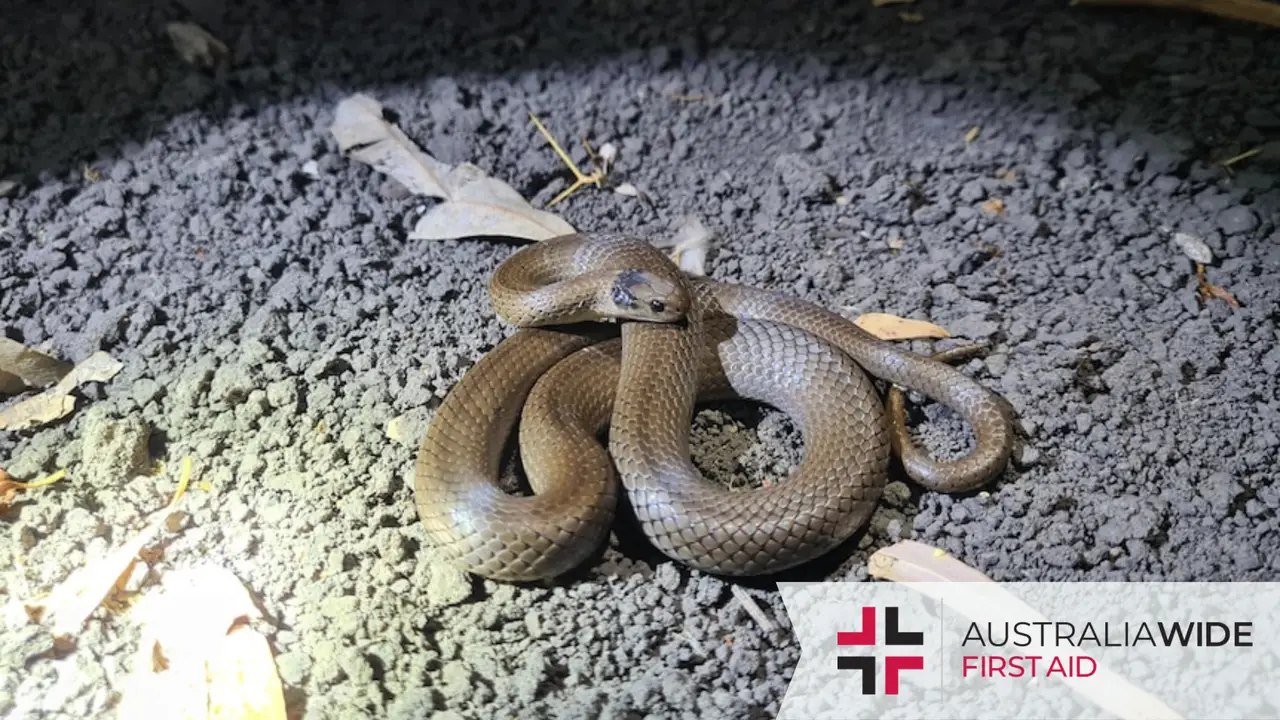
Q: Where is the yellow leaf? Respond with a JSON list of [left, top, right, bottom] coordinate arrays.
[[964, 126, 980, 144], [854, 313, 951, 340]]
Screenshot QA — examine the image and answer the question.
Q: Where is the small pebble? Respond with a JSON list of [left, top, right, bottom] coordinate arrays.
[[1172, 232, 1213, 264], [1216, 207, 1258, 236], [1013, 445, 1041, 468]]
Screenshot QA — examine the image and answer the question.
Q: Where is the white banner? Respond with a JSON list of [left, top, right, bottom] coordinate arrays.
[[777, 582, 1280, 720]]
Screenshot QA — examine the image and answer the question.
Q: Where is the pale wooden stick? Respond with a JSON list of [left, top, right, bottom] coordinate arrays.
[[731, 584, 778, 635]]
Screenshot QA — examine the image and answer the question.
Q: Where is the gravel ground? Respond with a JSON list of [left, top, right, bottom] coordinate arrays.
[[2, 0, 1278, 718]]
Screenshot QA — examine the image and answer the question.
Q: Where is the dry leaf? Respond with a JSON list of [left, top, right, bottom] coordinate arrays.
[[964, 126, 980, 144], [1195, 265, 1240, 308], [980, 197, 1005, 215], [0, 469, 67, 512], [887, 236, 905, 251], [28, 508, 166, 639], [24, 459, 191, 640], [660, 214, 714, 276], [854, 312, 951, 340], [166, 22, 230, 70], [0, 351, 122, 431], [330, 94, 575, 242], [117, 564, 285, 720], [1173, 232, 1213, 264], [899, 11, 924, 22], [1199, 282, 1240, 307], [995, 168, 1018, 182], [613, 182, 641, 198], [869, 540, 1182, 720], [0, 337, 74, 395]]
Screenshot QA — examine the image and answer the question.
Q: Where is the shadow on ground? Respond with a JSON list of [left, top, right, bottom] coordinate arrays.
[[4, 0, 1277, 201]]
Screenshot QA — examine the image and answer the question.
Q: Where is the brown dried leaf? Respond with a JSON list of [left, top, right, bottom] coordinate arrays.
[[0, 351, 122, 430], [0, 338, 74, 395], [166, 22, 230, 70], [24, 460, 191, 640], [330, 93, 575, 242], [117, 565, 285, 720], [854, 312, 951, 340], [1196, 266, 1240, 308], [981, 198, 1006, 216], [28, 508, 167, 640]]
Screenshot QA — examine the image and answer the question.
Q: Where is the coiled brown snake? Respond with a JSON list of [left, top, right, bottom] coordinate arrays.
[[414, 232, 1014, 581]]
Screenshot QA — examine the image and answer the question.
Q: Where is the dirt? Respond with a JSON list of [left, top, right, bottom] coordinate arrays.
[[1, 0, 1278, 718]]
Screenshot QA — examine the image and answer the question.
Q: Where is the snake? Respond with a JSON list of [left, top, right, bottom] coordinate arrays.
[[414, 232, 1015, 582]]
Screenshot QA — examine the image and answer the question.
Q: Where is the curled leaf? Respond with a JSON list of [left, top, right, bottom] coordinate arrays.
[[0, 351, 123, 431], [330, 93, 575, 242], [0, 338, 73, 395], [1195, 265, 1240, 308]]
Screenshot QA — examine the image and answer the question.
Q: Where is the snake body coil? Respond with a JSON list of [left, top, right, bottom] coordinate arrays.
[[414, 233, 1014, 581]]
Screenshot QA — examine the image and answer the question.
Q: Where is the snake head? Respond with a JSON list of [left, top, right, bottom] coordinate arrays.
[[608, 269, 690, 322]]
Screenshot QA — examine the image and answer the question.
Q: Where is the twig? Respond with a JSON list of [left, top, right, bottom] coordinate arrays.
[[1221, 146, 1262, 169], [1072, 0, 1280, 27], [528, 112, 606, 206]]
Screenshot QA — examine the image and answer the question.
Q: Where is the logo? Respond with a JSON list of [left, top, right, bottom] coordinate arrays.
[[836, 606, 925, 695]]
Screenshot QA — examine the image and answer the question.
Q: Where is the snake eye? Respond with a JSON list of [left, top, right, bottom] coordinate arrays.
[[649, 299, 666, 314]]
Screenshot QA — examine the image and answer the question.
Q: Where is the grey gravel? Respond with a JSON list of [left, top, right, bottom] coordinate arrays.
[[2, 1, 1278, 719]]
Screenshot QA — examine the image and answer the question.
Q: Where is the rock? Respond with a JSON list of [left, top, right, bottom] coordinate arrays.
[[1244, 108, 1280, 129], [1216, 207, 1258, 235], [425, 564, 473, 607], [81, 408, 151, 482], [275, 651, 311, 685]]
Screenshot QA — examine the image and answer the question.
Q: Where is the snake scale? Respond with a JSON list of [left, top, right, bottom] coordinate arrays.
[[414, 232, 1015, 582]]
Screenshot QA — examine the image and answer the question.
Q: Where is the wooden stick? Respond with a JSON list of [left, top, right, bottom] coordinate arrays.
[[1072, 0, 1280, 28]]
